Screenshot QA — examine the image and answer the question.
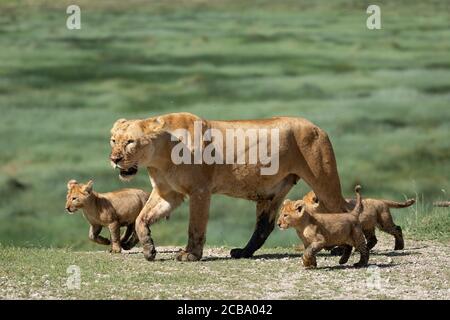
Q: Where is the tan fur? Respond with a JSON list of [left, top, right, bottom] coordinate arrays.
[[65, 180, 149, 253], [109, 112, 348, 261], [302, 190, 415, 250], [278, 186, 369, 268]]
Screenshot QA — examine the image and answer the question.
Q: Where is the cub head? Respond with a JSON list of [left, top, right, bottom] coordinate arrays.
[[65, 180, 94, 214], [277, 199, 309, 229], [109, 117, 165, 181]]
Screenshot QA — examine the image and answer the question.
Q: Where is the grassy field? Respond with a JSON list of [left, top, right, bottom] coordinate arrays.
[[1, 235, 449, 299], [0, 0, 449, 251]]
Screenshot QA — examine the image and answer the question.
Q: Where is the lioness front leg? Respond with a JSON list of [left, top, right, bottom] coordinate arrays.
[[136, 190, 183, 261], [108, 222, 121, 253], [89, 225, 110, 246], [176, 191, 211, 262]]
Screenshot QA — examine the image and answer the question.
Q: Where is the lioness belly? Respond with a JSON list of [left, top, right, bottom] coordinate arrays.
[[212, 165, 296, 200]]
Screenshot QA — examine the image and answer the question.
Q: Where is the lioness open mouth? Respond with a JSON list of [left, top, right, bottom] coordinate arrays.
[[119, 166, 138, 180]]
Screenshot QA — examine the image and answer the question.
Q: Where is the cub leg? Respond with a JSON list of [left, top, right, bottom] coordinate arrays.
[[302, 241, 325, 269], [89, 225, 110, 245], [120, 223, 134, 245], [352, 227, 369, 268], [363, 228, 378, 251], [378, 210, 404, 250], [121, 231, 139, 251], [339, 245, 353, 265], [108, 222, 121, 253]]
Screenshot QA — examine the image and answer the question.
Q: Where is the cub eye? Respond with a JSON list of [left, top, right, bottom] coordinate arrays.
[[127, 139, 135, 144], [111, 139, 116, 143], [72, 197, 77, 201]]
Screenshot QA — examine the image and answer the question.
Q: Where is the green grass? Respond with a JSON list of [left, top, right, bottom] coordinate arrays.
[[0, 0, 449, 249]]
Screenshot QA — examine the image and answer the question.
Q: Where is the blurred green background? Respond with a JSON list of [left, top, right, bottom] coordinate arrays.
[[0, 0, 449, 249]]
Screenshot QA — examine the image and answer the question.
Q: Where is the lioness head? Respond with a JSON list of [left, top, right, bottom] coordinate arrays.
[[109, 117, 165, 181], [277, 199, 308, 229], [65, 179, 94, 214]]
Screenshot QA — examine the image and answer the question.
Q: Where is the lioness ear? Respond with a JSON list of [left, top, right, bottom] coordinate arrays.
[[67, 179, 78, 189], [111, 118, 127, 133], [139, 117, 166, 145], [83, 180, 94, 193]]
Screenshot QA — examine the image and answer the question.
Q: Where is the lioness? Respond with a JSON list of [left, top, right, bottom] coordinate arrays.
[[302, 190, 415, 250], [65, 179, 149, 253], [278, 185, 369, 268], [109, 112, 348, 261]]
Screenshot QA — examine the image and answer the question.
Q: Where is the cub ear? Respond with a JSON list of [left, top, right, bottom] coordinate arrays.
[[67, 179, 78, 189], [83, 180, 94, 193], [282, 199, 291, 206], [294, 201, 303, 212]]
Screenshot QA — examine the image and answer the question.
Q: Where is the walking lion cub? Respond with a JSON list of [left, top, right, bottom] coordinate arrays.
[[302, 190, 415, 250], [65, 179, 149, 253], [278, 185, 368, 268]]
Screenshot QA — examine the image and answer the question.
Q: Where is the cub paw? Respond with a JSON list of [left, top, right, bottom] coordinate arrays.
[[302, 256, 317, 269], [176, 250, 200, 262], [109, 246, 122, 254]]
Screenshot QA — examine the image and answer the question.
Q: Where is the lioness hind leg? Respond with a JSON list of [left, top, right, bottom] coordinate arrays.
[[339, 245, 352, 265], [293, 127, 347, 213], [230, 175, 297, 259]]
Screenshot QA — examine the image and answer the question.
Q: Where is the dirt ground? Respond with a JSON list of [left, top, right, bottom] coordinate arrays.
[[0, 234, 449, 299]]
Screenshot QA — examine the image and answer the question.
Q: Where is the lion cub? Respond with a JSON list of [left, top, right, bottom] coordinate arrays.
[[65, 179, 149, 253], [302, 190, 415, 250], [278, 185, 368, 268]]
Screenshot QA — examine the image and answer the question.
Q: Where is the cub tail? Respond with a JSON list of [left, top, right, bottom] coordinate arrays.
[[350, 185, 363, 216], [383, 199, 416, 209]]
